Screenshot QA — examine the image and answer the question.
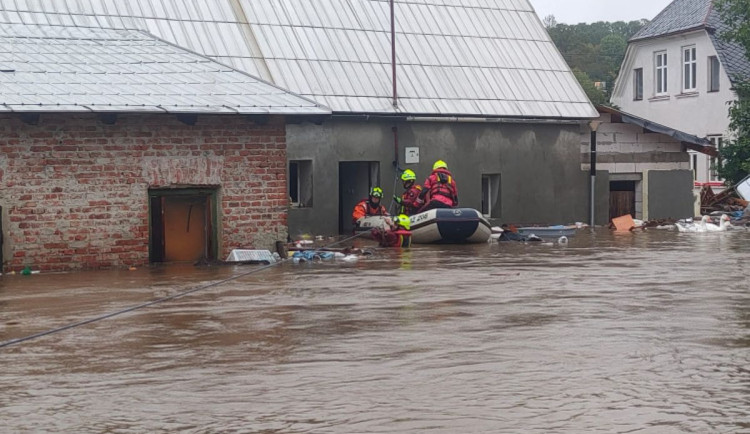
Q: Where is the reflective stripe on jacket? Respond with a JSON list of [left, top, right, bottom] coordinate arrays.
[[375, 228, 412, 248], [422, 168, 457, 207], [400, 185, 423, 215]]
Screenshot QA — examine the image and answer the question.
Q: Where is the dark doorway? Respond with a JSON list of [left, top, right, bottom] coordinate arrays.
[[339, 162, 380, 234], [609, 181, 636, 220], [149, 189, 217, 263]]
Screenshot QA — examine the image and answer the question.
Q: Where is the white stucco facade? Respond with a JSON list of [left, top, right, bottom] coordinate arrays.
[[612, 30, 736, 185]]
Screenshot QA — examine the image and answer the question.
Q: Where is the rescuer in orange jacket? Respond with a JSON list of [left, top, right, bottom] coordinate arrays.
[[393, 169, 424, 215], [418, 160, 458, 212], [371, 214, 412, 248], [352, 186, 389, 224]]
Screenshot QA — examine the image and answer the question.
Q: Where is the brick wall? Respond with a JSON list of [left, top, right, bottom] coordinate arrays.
[[0, 113, 288, 272]]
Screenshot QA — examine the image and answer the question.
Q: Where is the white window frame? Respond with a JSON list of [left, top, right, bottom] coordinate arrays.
[[633, 68, 643, 100], [708, 55, 720, 92], [708, 136, 723, 182], [682, 46, 697, 92], [655, 51, 668, 95], [481, 174, 501, 218]]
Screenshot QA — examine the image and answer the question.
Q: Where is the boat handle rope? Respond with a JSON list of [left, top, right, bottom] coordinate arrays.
[[0, 232, 369, 350]]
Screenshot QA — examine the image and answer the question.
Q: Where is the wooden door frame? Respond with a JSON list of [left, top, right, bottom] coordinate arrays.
[[148, 188, 219, 263]]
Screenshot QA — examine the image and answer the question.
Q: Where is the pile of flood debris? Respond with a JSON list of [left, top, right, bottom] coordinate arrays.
[[611, 178, 750, 231], [700, 184, 750, 224]]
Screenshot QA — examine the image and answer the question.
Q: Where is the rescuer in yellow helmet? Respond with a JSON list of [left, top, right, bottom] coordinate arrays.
[[393, 169, 424, 215], [418, 160, 458, 212], [352, 186, 389, 224]]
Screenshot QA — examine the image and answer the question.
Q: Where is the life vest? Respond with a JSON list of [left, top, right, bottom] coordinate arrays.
[[425, 168, 457, 206], [375, 228, 412, 247], [400, 185, 423, 215], [352, 199, 388, 223], [393, 229, 412, 248]]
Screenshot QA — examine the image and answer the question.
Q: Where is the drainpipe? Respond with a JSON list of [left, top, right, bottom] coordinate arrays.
[[589, 120, 601, 226], [391, 0, 398, 109]]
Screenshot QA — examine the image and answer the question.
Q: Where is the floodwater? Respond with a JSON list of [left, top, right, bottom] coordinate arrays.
[[1, 229, 749, 433]]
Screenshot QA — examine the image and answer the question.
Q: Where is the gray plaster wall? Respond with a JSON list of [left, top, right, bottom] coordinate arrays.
[[648, 170, 695, 220], [594, 170, 611, 226], [287, 119, 602, 237]]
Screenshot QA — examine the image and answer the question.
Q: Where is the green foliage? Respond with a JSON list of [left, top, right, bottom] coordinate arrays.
[[546, 19, 647, 103], [715, 0, 750, 50], [715, 0, 750, 184], [572, 68, 608, 106], [718, 81, 750, 184]]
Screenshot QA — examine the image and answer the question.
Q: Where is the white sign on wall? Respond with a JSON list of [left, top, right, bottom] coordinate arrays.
[[405, 147, 419, 164]]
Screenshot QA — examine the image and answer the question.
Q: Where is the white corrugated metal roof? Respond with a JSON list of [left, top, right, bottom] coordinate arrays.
[[0, 22, 328, 114], [0, 0, 596, 119]]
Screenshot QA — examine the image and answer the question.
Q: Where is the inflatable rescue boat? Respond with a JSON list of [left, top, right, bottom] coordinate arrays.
[[409, 208, 491, 244], [353, 215, 392, 239]]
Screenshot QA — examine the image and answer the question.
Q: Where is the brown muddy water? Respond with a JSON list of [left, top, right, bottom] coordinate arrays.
[[1, 229, 749, 433]]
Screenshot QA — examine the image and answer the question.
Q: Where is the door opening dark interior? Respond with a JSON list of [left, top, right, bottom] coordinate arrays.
[[339, 162, 380, 234], [149, 189, 218, 263], [609, 180, 636, 220]]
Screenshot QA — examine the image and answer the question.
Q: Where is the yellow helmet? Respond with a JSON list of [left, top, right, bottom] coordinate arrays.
[[400, 169, 416, 182], [395, 214, 411, 230], [370, 186, 383, 198], [433, 160, 448, 170]]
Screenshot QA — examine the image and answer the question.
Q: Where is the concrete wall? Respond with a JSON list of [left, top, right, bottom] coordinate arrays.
[[0, 113, 288, 272], [287, 119, 598, 237], [580, 113, 691, 174], [648, 170, 696, 219], [580, 112, 695, 220]]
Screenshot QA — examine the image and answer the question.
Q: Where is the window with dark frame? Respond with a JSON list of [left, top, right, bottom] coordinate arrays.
[[691, 153, 698, 181], [634, 68, 643, 100], [708, 56, 720, 92], [288, 160, 313, 208]]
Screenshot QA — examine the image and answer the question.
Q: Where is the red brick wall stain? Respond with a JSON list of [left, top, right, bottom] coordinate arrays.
[[0, 114, 288, 272]]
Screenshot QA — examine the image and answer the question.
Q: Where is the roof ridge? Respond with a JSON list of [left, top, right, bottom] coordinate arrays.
[[703, 0, 715, 26], [630, 0, 713, 42]]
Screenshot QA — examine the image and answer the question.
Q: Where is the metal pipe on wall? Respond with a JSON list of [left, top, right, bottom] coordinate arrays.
[[589, 121, 601, 226]]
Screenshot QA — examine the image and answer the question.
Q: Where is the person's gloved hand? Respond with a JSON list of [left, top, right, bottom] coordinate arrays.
[[393, 196, 403, 205]]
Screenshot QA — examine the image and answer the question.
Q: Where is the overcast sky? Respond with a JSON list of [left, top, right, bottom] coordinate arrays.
[[528, 0, 674, 24]]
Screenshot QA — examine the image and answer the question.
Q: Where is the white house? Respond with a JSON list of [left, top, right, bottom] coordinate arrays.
[[611, 0, 750, 187]]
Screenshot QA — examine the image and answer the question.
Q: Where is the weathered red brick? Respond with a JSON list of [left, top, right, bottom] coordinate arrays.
[[1, 113, 288, 272]]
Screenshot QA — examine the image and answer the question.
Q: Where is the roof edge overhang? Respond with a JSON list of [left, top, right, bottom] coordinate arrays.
[[0, 105, 330, 120], [330, 111, 596, 124], [629, 25, 707, 43], [596, 105, 718, 156]]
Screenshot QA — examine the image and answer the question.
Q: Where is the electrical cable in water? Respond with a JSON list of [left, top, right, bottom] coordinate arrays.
[[0, 232, 368, 350]]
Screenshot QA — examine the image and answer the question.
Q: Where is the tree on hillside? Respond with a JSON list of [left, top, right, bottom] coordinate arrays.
[[572, 68, 608, 106], [715, 0, 750, 184], [545, 19, 647, 102], [542, 14, 557, 29]]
